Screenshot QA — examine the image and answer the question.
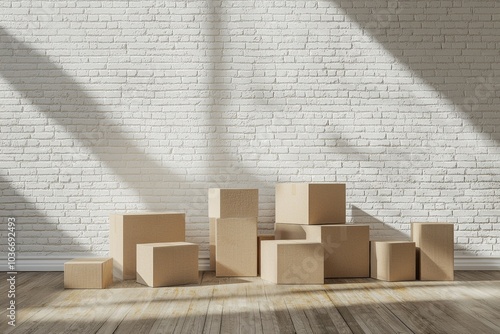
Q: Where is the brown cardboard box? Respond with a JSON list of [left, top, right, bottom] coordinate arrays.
[[208, 188, 259, 271], [260, 240, 324, 284], [208, 188, 259, 219], [258, 234, 275, 275], [109, 212, 185, 280], [215, 217, 257, 277], [275, 223, 370, 278], [275, 183, 346, 225], [371, 241, 416, 282], [136, 242, 199, 287], [209, 217, 216, 271], [64, 257, 113, 289], [412, 223, 454, 281]]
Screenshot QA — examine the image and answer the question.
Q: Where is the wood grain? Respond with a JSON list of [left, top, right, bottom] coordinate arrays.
[[0, 271, 499, 334]]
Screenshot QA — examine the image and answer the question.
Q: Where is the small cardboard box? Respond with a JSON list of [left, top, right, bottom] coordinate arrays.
[[260, 240, 324, 284], [258, 234, 275, 275], [208, 188, 259, 219], [412, 223, 454, 281], [275, 223, 370, 278], [109, 212, 185, 280], [215, 217, 257, 277], [64, 257, 113, 289], [275, 183, 346, 225], [371, 241, 416, 282], [136, 242, 199, 287]]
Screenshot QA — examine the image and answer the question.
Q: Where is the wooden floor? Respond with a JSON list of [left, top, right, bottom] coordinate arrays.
[[1, 271, 500, 334]]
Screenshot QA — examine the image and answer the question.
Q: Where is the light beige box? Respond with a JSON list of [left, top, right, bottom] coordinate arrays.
[[208, 188, 259, 219], [136, 242, 199, 287], [260, 240, 324, 284], [64, 257, 113, 289], [275, 223, 370, 278], [371, 241, 416, 282], [215, 217, 257, 277], [412, 223, 454, 281], [109, 212, 185, 280], [258, 234, 275, 275], [275, 183, 346, 225]]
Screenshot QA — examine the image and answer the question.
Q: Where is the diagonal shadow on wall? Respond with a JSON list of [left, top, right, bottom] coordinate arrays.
[[0, 27, 184, 212], [335, 1, 500, 143], [0, 174, 85, 254], [203, 1, 273, 229]]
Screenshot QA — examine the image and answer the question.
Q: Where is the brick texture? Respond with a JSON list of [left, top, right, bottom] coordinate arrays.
[[1, 1, 499, 259]]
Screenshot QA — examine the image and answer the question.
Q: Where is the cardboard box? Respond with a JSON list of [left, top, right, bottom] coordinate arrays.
[[109, 212, 185, 280], [371, 241, 416, 282], [209, 217, 216, 271], [208, 188, 259, 219], [275, 183, 346, 225], [258, 234, 275, 275], [412, 223, 454, 281], [215, 217, 257, 277], [260, 240, 324, 284], [275, 223, 370, 278], [64, 257, 113, 289], [136, 242, 199, 287]]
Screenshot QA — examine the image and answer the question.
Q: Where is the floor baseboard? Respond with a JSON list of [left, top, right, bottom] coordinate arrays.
[[1, 256, 499, 272]]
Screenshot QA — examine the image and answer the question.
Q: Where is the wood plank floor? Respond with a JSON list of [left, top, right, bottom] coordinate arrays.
[[1, 271, 500, 334]]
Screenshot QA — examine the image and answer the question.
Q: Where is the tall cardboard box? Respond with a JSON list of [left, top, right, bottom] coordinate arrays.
[[110, 212, 185, 280], [260, 240, 324, 284], [275, 223, 370, 278], [209, 218, 216, 270], [275, 183, 346, 225], [208, 188, 258, 270], [412, 223, 454, 281], [215, 217, 257, 277], [136, 242, 199, 287], [371, 241, 416, 282], [258, 234, 275, 275], [64, 258, 113, 289]]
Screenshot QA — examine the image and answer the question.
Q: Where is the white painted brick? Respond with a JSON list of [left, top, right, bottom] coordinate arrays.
[[0, 0, 498, 258]]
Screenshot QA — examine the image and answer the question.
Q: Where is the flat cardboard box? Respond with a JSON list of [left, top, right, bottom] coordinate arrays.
[[258, 234, 275, 275], [371, 241, 416, 282], [64, 257, 113, 289], [275, 183, 346, 225], [136, 242, 199, 287], [109, 212, 185, 280], [260, 240, 324, 284], [275, 223, 370, 278], [412, 223, 454, 281], [208, 188, 259, 219], [215, 217, 257, 277]]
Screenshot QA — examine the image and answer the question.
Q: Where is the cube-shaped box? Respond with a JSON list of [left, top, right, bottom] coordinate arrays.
[[412, 223, 454, 281], [371, 241, 416, 282], [215, 217, 257, 277], [275, 183, 346, 225], [136, 242, 199, 287], [208, 188, 259, 219], [260, 240, 324, 284], [275, 223, 370, 278], [258, 234, 275, 275], [64, 257, 113, 289], [110, 212, 185, 280]]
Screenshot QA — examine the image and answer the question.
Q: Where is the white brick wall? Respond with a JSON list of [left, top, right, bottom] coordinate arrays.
[[1, 1, 499, 260]]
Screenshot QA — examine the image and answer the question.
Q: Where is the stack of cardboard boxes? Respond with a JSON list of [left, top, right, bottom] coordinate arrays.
[[262, 183, 370, 284], [63, 183, 454, 289], [208, 188, 259, 277]]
